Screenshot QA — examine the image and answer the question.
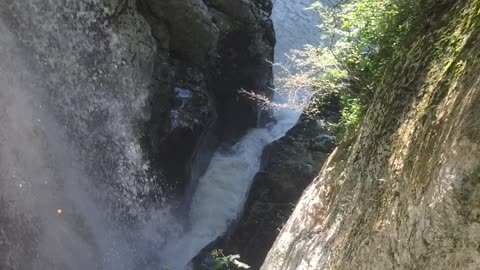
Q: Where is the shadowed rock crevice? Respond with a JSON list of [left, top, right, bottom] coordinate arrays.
[[136, 0, 275, 199]]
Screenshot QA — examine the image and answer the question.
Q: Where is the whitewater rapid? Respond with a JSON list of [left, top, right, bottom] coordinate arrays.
[[158, 108, 299, 269]]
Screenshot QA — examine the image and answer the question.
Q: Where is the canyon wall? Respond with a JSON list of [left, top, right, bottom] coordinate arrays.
[[263, 1, 480, 269]]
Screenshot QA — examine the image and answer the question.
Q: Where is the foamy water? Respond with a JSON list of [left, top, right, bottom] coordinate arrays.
[[158, 109, 299, 269]]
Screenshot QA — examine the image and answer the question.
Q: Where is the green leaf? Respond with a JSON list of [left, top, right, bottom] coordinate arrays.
[[212, 260, 226, 270]]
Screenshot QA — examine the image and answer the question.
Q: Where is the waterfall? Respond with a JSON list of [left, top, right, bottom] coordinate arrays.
[[0, 1, 169, 269], [0, 0, 320, 269]]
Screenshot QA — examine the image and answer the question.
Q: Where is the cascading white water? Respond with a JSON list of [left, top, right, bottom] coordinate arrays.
[[1, 18, 108, 270], [0, 0, 321, 269], [158, 109, 299, 269]]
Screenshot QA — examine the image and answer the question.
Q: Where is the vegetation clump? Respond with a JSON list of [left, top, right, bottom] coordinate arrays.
[[273, 0, 457, 142], [209, 249, 250, 270]]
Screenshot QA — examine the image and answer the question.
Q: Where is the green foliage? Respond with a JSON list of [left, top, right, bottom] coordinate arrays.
[[210, 249, 250, 270], [300, 0, 451, 142], [339, 96, 362, 139]]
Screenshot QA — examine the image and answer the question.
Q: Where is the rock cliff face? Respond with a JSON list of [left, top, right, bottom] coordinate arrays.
[[2, 0, 275, 207], [136, 0, 275, 198], [263, 1, 480, 269]]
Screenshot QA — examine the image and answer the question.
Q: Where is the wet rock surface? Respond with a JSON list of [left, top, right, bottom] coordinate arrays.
[[137, 0, 275, 198]]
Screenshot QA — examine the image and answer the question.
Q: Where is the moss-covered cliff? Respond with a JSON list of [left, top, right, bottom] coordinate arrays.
[[263, 1, 480, 269]]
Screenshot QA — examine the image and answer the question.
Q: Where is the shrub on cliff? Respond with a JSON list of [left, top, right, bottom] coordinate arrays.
[[210, 249, 250, 270], [267, 0, 454, 142]]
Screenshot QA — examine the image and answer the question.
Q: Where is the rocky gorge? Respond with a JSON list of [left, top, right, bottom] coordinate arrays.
[[0, 0, 316, 268], [0, 0, 479, 270]]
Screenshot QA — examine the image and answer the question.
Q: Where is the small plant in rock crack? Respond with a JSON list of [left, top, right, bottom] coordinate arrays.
[[210, 249, 250, 270]]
